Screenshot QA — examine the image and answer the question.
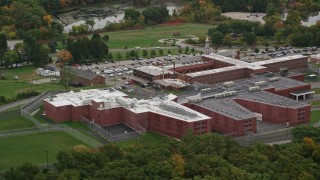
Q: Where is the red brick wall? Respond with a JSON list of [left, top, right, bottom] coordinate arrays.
[[264, 84, 311, 98], [183, 103, 256, 136], [287, 74, 305, 81], [78, 75, 105, 86], [262, 57, 308, 72], [190, 68, 247, 84], [233, 98, 310, 125], [44, 101, 72, 122]]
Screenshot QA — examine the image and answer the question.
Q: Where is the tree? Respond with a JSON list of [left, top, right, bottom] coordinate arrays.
[[150, 50, 156, 57], [129, 50, 136, 58], [116, 53, 122, 60], [28, 44, 49, 67], [185, 46, 189, 54], [85, 19, 95, 31], [48, 40, 57, 53], [103, 35, 109, 41], [275, 32, 282, 44], [57, 49, 73, 65], [191, 47, 195, 54], [124, 9, 141, 23], [223, 34, 233, 48], [178, 48, 182, 54], [0, 33, 7, 50], [91, 33, 101, 40], [3, 50, 19, 68], [211, 31, 224, 47], [142, 49, 148, 57], [107, 52, 113, 60], [243, 32, 257, 46], [158, 49, 163, 56]]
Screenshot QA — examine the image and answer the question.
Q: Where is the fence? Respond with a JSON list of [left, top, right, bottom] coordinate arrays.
[[80, 117, 140, 142], [234, 128, 293, 146], [0, 109, 21, 120]]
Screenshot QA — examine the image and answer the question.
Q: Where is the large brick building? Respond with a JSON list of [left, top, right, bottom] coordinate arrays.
[[181, 74, 313, 136], [61, 66, 105, 86], [44, 89, 210, 139], [45, 53, 313, 139], [44, 71, 314, 138], [132, 54, 308, 87]]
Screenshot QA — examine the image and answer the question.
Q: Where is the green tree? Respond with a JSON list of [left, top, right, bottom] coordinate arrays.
[[107, 52, 113, 60], [85, 19, 95, 31], [116, 53, 122, 60], [185, 46, 189, 54], [159, 49, 164, 56], [150, 49, 156, 57], [223, 34, 233, 48], [142, 49, 148, 57], [191, 47, 195, 53], [130, 50, 136, 58], [275, 32, 282, 44], [243, 32, 257, 46], [211, 31, 224, 47], [178, 48, 182, 54], [124, 9, 141, 22], [3, 50, 19, 68], [48, 40, 57, 53]]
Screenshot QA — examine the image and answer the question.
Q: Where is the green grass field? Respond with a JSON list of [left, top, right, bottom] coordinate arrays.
[[0, 117, 34, 131], [311, 101, 320, 107], [92, 23, 213, 49], [0, 132, 85, 170], [3, 65, 38, 80], [116, 132, 168, 148], [311, 111, 320, 123]]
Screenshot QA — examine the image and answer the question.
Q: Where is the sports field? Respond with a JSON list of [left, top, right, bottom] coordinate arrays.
[[0, 132, 85, 170], [97, 23, 213, 49]]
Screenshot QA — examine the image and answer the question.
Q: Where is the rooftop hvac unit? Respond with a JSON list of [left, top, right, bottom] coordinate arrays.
[[223, 81, 234, 87], [213, 91, 237, 99], [268, 77, 280, 82], [254, 81, 267, 86], [248, 86, 260, 92], [201, 88, 211, 93]]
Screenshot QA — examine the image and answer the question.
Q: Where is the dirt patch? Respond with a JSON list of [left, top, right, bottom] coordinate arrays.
[[159, 19, 186, 26]]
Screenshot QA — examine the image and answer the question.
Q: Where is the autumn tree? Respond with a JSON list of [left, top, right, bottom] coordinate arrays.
[[57, 49, 73, 65]]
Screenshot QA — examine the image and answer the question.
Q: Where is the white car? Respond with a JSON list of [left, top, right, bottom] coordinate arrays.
[[118, 73, 122, 76], [109, 74, 114, 77]]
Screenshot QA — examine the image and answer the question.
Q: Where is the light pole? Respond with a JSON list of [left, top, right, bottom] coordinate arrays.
[[45, 149, 48, 169]]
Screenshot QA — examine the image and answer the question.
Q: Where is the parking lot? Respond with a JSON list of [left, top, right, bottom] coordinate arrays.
[[240, 46, 319, 62], [74, 53, 204, 86]]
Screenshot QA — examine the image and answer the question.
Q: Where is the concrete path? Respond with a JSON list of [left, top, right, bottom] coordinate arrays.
[[30, 78, 51, 84]]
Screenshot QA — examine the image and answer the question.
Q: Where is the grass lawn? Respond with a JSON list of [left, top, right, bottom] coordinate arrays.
[[312, 88, 320, 94], [92, 23, 213, 49], [0, 117, 34, 131], [311, 101, 320, 107], [0, 132, 85, 170], [116, 132, 168, 148], [0, 81, 66, 99], [311, 111, 320, 123], [62, 121, 91, 132], [3, 65, 38, 80]]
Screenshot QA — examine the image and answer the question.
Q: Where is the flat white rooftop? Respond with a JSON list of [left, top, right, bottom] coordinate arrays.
[[135, 66, 173, 76], [45, 89, 127, 107], [45, 89, 209, 122]]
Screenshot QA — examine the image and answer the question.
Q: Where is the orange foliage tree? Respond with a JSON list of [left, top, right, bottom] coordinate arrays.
[[57, 49, 73, 65]]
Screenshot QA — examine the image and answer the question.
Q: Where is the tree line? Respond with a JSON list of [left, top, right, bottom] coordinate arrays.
[[3, 126, 320, 179]]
